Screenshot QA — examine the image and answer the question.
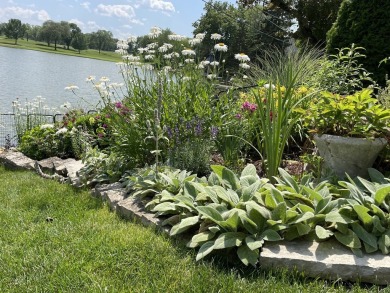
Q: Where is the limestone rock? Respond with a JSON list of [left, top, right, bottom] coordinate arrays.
[[93, 182, 123, 198], [0, 151, 35, 170], [38, 157, 62, 174], [260, 239, 390, 285], [116, 196, 169, 234], [62, 159, 84, 186]]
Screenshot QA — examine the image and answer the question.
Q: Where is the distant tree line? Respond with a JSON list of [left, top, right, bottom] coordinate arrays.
[[0, 18, 118, 53]]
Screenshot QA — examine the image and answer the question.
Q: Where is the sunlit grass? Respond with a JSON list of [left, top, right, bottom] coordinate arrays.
[[0, 165, 384, 292], [0, 36, 121, 62]]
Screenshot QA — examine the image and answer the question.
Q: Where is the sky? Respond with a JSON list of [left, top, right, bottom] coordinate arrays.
[[0, 0, 237, 39]]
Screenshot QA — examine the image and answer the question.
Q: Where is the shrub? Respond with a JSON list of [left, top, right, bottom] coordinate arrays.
[[326, 0, 390, 85]]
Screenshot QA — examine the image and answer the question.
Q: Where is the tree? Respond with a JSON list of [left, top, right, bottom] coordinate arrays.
[[40, 20, 62, 50], [326, 0, 390, 85], [193, 1, 291, 66], [89, 30, 114, 53], [238, 0, 342, 47], [4, 18, 26, 45], [71, 32, 88, 53]]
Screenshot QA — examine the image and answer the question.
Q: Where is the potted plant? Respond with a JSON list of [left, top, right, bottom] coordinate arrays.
[[302, 88, 390, 178]]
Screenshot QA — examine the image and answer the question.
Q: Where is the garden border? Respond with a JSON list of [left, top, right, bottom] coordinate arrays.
[[0, 149, 389, 286]]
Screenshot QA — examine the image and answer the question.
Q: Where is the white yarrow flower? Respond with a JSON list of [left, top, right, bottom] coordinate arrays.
[[239, 63, 250, 70], [40, 124, 54, 129], [189, 38, 201, 46], [184, 58, 194, 63], [195, 33, 206, 40], [64, 85, 79, 91], [210, 61, 219, 67], [181, 49, 196, 56], [148, 26, 162, 38], [56, 128, 68, 135], [100, 76, 110, 82], [168, 34, 186, 41]]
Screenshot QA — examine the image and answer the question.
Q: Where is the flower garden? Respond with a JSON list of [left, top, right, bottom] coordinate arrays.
[[5, 27, 390, 277]]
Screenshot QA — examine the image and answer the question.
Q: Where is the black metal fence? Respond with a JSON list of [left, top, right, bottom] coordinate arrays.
[[0, 113, 64, 148]]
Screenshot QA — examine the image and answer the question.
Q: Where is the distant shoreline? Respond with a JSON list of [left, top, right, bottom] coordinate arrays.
[[0, 36, 121, 63]]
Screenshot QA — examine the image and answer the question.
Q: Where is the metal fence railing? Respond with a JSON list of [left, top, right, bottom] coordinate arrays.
[[0, 113, 64, 148]]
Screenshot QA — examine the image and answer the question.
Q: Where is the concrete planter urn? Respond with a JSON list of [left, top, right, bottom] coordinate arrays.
[[314, 134, 387, 179]]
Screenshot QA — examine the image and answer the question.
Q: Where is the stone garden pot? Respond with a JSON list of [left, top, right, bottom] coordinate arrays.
[[314, 134, 387, 179]]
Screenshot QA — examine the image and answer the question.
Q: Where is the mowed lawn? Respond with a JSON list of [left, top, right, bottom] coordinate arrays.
[[0, 166, 384, 293]]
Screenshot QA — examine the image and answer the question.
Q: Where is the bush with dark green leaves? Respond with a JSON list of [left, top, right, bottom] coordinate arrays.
[[326, 0, 390, 85]]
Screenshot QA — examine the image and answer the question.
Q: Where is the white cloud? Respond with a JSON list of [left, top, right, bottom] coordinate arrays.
[[86, 20, 103, 31], [80, 2, 91, 11], [149, 0, 175, 12], [95, 4, 136, 19], [68, 18, 84, 28], [0, 7, 50, 23]]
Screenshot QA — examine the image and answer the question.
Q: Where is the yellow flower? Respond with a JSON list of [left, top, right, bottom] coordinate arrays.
[[297, 86, 309, 95]]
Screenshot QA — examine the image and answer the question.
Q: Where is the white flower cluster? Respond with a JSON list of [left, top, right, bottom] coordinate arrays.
[[235, 53, 251, 70], [168, 34, 186, 41], [214, 43, 228, 52], [148, 26, 162, 39], [181, 49, 196, 56]]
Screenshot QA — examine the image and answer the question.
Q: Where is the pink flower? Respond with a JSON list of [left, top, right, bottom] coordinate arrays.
[[115, 102, 123, 109]]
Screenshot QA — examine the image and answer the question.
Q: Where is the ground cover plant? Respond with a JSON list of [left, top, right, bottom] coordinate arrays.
[[2, 166, 384, 292]]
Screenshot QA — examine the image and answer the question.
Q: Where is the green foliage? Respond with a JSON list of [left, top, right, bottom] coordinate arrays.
[[123, 162, 390, 266], [3, 18, 26, 45], [19, 125, 73, 160], [311, 45, 375, 94], [301, 89, 390, 138], [78, 147, 130, 186], [326, 0, 390, 85]]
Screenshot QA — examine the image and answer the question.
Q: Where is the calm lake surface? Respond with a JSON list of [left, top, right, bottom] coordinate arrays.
[[0, 46, 123, 113]]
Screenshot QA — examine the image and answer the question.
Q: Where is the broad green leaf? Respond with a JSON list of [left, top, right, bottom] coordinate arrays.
[[238, 212, 258, 234], [278, 168, 300, 192], [370, 204, 386, 220], [372, 215, 386, 234], [241, 164, 258, 178], [284, 193, 314, 207], [272, 202, 287, 222], [288, 212, 314, 224], [213, 232, 246, 249], [245, 236, 265, 251], [353, 205, 373, 226], [356, 177, 377, 195], [284, 226, 300, 241], [247, 206, 266, 232], [222, 167, 240, 190], [246, 200, 272, 219], [315, 196, 332, 214], [208, 172, 221, 186], [196, 241, 215, 261], [204, 187, 219, 204], [334, 230, 361, 249], [208, 226, 220, 233], [296, 223, 311, 236], [368, 168, 388, 184], [222, 211, 240, 232], [378, 230, 390, 254], [315, 225, 333, 240], [302, 186, 324, 202], [374, 185, 390, 205], [151, 202, 177, 214], [227, 189, 240, 205], [270, 187, 285, 204], [260, 229, 282, 241], [237, 244, 259, 267], [210, 165, 224, 179], [187, 232, 216, 248], [241, 181, 262, 202], [351, 222, 377, 250], [183, 181, 198, 198], [170, 216, 199, 236], [213, 186, 234, 206], [298, 204, 315, 214], [196, 206, 223, 222], [325, 211, 354, 224]]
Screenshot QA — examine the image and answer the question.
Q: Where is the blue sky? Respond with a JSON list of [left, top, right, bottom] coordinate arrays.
[[0, 0, 237, 39]]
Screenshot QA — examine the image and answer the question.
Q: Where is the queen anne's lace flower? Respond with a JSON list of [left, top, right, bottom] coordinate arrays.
[[144, 54, 154, 60], [189, 38, 201, 46], [64, 85, 79, 91], [195, 33, 206, 40], [210, 61, 219, 67], [40, 124, 54, 129], [168, 34, 186, 41]]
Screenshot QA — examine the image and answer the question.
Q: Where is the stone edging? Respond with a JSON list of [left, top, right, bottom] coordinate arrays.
[[1, 150, 389, 286]]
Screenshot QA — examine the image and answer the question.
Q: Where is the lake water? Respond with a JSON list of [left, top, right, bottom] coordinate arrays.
[[0, 46, 123, 113], [0, 46, 125, 146]]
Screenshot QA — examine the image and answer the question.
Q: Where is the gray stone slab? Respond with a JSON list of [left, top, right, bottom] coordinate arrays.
[[62, 159, 84, 186], [53, 158, 76, 176], [260, 239, 390, 285], [116, 197, 169, 234], [93, 182, 123, 198], [103, 189, 126, 211], [0, 151, 35, 170], [38, 157, 62, 173]]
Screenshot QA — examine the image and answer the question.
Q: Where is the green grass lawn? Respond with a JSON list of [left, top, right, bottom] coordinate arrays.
[[0, 165, 385, 293], [0, 36, 122, 63]]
